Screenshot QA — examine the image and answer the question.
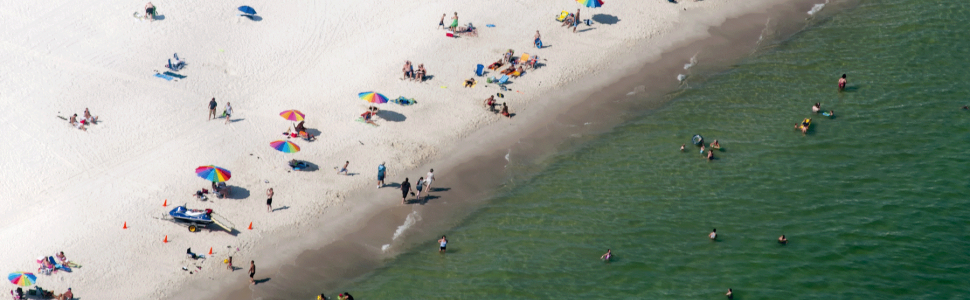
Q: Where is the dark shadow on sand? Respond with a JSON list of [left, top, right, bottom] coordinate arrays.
[[225, 186, 251, 200], [153, 15, 166, 21], [384, 182, 402, 188], [272, 206, 290, 212], [288, 161, 319, 172], [242, 15, 263, 21], [229, 118, 245, 123], [376, 110, 406, 122], [592, 14, 620, 25], [429, 187, 451, 192], [254, 278, 271, 284], [578, 28, 597, 33]]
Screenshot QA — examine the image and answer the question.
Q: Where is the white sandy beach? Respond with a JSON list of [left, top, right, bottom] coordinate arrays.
[[0, 0, 797, 298]]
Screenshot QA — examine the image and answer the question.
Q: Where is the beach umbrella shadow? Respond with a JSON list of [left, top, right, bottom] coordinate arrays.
[[592, 14, 620, 25], [224, 186, 251, 199], [376, 110, 407, 122]]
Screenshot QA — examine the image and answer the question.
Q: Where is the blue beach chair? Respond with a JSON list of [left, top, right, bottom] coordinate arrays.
[[476, 64, 485, 76]]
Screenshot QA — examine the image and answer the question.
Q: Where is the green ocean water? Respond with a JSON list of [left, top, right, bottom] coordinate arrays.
[[342, 1, 970, 298]]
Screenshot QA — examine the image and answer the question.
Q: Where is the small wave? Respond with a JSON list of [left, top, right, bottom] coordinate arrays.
[[683, 53, 698, 70], [381, 244, 390, 252], [505, 149, 510, 162], [808, 0, 828, 15], [391, 210, 421, 241], [677, 74, 687, 82]]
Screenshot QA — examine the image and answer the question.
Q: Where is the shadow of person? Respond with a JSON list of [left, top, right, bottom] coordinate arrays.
[[592, 14, 620, 25], [254, 278, 271, 284], [242, 15, 263, 21], [272, 206, 290, 212]]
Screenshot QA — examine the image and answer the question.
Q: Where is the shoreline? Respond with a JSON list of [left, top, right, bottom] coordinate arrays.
[[173, 0, 832, 299], [0, 0, 836, 299]]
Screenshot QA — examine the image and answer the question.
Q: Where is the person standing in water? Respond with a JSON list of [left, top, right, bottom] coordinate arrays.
[[778, 235, 788, 244], [601, 249, 612, 261], [838, 74, 847, 91], [813, 102, 821, 114], [438, 235, 448, 253], [400, 178, 414, 204], [709, 229, 717, 240], [249, 261, 256, 285], [726, 288, 733, 299]]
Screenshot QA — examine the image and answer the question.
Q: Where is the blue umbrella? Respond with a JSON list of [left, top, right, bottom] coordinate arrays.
[[238, 6, 256, 15]]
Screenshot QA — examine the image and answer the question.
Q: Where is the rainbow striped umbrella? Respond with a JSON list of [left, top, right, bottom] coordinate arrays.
[[195, 165, 232, 182], [358, 92, 388, 104], [8, 272, 36, 287], [279, 110, 305, 122], [577, 0, 603, 8], [270, 140, 301, 153]]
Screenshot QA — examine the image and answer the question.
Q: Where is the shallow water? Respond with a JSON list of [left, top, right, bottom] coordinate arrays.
[[340, 0, 970, 298]]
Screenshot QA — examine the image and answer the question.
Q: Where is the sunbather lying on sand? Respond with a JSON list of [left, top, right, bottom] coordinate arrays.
[[501, 65, 516, 75], [511, 66, 525, 78], [464, 78, 476, 88], [68, 114, 86, 131], [488, 60, 503, 70]]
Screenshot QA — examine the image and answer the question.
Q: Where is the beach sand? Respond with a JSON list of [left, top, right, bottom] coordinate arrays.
[[0, 0, 802, 298]]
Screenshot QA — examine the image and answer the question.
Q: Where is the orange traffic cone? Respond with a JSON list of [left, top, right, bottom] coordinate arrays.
[[163, 199, 168, 207], [208, 247, 213, 255], [123, 222, 128, 229], [248, 222, 253, 230], [164, 235, 168, 243]]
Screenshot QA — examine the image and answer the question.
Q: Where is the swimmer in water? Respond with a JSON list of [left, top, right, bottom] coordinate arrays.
[[726, 288, 733, 299], [778, 235, 788, 244], [825, 110, 835, 118], [711, 140, 720, 149], [707, 150, 714, 161], [813, 103, 821, 114], [838, 74, 847, 91], [601, 249, 612, 261], [962, 106, 968, 110], [699, 144, 705, 155], [709, 229, 717, 240], [680, 144, 685, 152]]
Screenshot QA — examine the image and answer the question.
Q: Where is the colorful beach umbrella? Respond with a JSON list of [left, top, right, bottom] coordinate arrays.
[[8, 272, 36, 287], [280, 110, 305, 122], [577, 0, 604, 8], [358, 92, 389, 104], [195, 165, 232, 182], [270, 140, 301, 153]]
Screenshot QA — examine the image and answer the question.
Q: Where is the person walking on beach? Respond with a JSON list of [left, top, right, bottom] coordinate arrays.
[[438, 235, 448, 253], [415, 177, 425, 199], [534, 30, 542, 49], [450, 12, 459, 31], [838, 74, 847, 91], [338, 161, 349, 175], [208, 98, 217, 120], [224, 102, 233, 124], [438, 13, 446, 29], [266, 188, 274, 212], [227, 256, 233, 271], [401, 178, 414, 204], [424, 169, 435, 193], [145, 2, 156, 22], [249, 261, 256, 285], [709, 228, 717, 240], [377, 163, 387, 189]]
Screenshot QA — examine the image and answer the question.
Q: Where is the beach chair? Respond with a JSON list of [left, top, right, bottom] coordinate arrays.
[[518, 54, 530, 65], [476, 64, 485, 76], [497, 75, 510, 91], [556, 11, 569, 22]]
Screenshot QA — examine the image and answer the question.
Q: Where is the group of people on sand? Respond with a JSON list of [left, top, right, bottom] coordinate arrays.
[[402, 61, 428, 82], [483, 95, 512, 118], [394, 168, 436, 204], [561, 9, 583, 33], [25, 251, 78, 299], [360, 106, 380, 126], [67, 108, 98, 131]]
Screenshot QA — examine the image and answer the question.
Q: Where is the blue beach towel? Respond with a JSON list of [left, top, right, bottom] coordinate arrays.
[[154, 73, 175, 81], [486, 24, 495, 27], [476, 64, 485, 76]]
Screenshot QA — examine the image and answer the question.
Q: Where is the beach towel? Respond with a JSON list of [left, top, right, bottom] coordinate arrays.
[[486, 24, 495, 27], [154, 73, 175, 81], [391, 97, 417, 105], [475, 64, 485, 76]]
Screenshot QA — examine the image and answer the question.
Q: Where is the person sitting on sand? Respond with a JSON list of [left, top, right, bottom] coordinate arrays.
[[488, 60, 503, 70], [501, 103, 512, 118], [562, 13, 575, 28], [295, 121, 316, 141], [416, 64, 427, 81], [216, 182, 230, 198], [403, 61, 413, 80], [484, 95, 497, 112], [711, 140, 720, 149], [503, 50, 514, 64], [778, 235, 788, 244], [187, 248, 199, 259], [54, 288, 72, 300], [145, 2, 156, 21], [56, 251, 70, 264], [360, 111, 379, 126], [464, 78, 476, 88], [83, 108, 98, 124], [812, 102, 821, 114], [68, 114, 87, 131]]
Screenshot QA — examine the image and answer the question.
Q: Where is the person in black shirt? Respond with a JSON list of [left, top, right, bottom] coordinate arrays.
[[401, 178, 414, 205]]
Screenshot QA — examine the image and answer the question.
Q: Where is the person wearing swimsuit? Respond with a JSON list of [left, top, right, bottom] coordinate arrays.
[[601, 249, 612, 261], [838, 74, 847, 91], [145, 2, 156, 21], [438, 235, 448, 253]]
